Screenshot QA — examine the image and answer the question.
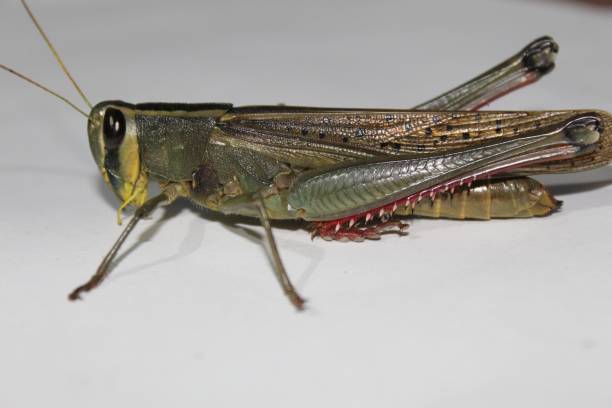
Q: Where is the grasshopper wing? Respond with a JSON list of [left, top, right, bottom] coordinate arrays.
[[217, 106, 597, 171]]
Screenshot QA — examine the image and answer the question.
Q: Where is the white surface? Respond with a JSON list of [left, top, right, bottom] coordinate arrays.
[[1, 0, 611, 406]]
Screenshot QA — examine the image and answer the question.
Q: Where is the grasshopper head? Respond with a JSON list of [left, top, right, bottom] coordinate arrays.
[[88, 101, 148, 210]]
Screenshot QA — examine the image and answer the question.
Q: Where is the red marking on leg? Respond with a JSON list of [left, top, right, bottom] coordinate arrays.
[[312, 219, 409, 242]]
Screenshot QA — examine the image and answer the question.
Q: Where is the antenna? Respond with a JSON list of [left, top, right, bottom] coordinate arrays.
[[1, 64, 88, 118], [20, 0, 93, 109]]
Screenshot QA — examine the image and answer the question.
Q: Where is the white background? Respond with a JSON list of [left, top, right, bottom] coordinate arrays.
[[1, 0, 611, 406]]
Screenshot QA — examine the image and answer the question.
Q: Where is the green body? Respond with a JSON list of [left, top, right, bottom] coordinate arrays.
[[87, 101, 607, 224]]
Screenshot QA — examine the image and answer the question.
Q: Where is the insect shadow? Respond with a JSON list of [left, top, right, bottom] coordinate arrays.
[[540, 166, 612, 195], [99, 179, 322, 290], [105, 201, 195, 282], [219, 220, 323, 291]]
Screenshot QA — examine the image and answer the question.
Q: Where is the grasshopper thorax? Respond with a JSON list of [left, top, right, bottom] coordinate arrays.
[[88, 101, 148, 209]]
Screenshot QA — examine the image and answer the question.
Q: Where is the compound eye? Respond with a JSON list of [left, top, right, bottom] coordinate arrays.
[[103, 107, 126, 149]]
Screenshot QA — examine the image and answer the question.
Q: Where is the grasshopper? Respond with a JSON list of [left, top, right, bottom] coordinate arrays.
[[3, 1, 610, 310]]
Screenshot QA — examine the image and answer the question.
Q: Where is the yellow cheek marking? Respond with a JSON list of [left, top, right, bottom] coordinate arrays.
[[115, 172, 148, 225], [113, 119, 149, 224], [119, 141, 140, 186]]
